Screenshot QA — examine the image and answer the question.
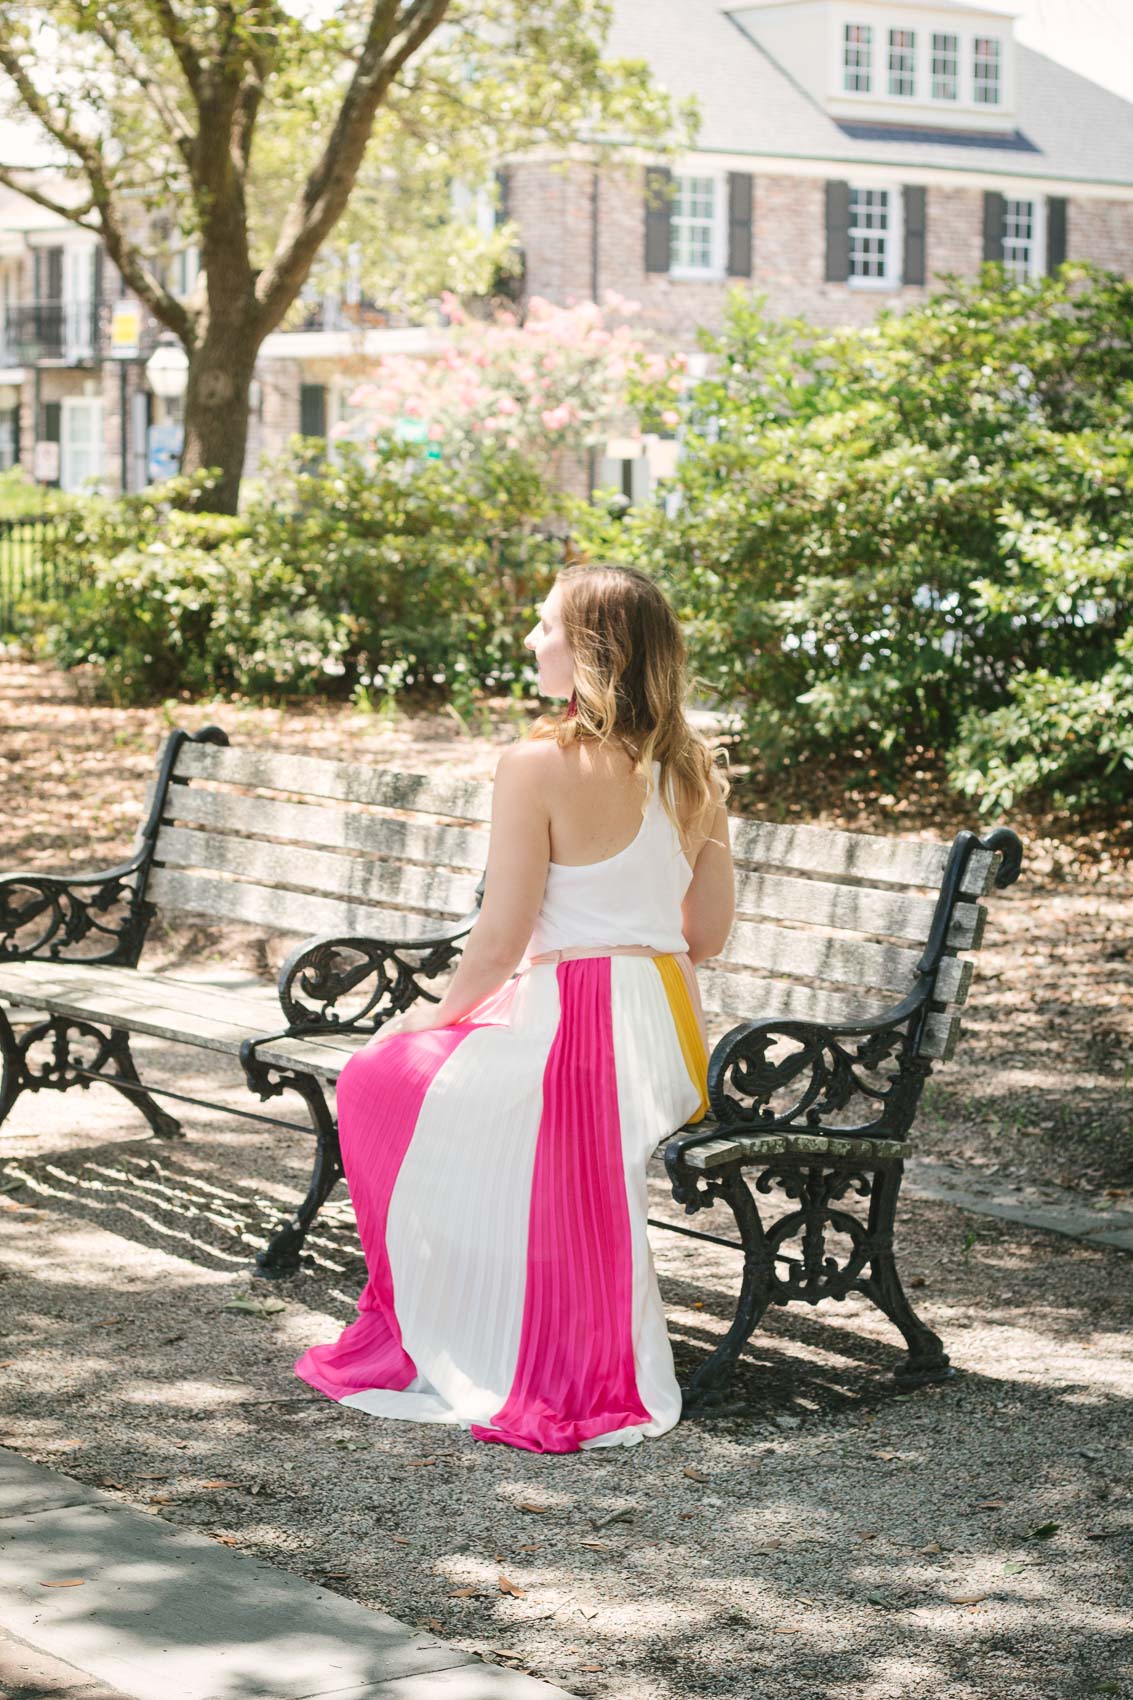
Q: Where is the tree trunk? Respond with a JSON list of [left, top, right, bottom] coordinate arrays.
[[179, 329, 258, 515]]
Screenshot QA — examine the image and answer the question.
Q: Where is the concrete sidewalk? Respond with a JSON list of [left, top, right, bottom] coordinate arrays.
[[0, 1449, 574, 1700]]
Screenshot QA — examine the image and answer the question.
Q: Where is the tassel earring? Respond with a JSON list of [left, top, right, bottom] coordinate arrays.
[[565, 688, 578, 719]]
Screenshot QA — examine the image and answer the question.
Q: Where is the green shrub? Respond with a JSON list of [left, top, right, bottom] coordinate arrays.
[[43, 449, 563, 704], [584, 262, 1133, 812]]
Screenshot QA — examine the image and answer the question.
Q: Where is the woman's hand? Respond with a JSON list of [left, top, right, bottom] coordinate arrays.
[[364, 1003, 447, 1048]]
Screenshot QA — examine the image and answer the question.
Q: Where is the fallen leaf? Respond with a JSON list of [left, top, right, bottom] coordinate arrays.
[[420, 1616, 444, 1632], [92, 1316, 124, 1328], [1002, 1561, 1028, 1575], [518, 1544, 541, 1553], [973, 1499, 1006, 1511], [451, 1587, 483, 1599], [200, 1480, 242, 1491], [683, 1467, 708, 1482], [498, 1574, 526, 1598], [773, 1625, 803, 1634], [98, 1477, 124, 1490], [874, 1451, 899, 1461], [223, 1296, 285, 1316], [1028, 1521, 1060, 1541], [149, 1494, 174, 1505], [490, 1648, 525, 1660], [406, 1457, 437, 1468], [856, 1530, 879, 1541], [678, 1511, 696, 1520], [518, 1500, 549, 1513], [579, 1540, 608, 1551], [40, 1579, 85, 1588], [0, 1360, 15, 1368], [591, 1508, 633, 1530], [161, 1334, 185, 1345], [909, 1276, 928, 1288], [948, 1593, 988, 1606], [866, 1592, 892, 1606], [919, 1542, 942, 1554], [315, 1570, 352, 1579], [391, 1536, 411, 1544], [214, 1535, 238, 1547], [580, 1665, 604, 1672]]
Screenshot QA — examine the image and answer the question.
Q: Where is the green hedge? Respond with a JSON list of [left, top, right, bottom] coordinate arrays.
[[588, 262, 1133, 813], [44, 448, 564, 706]]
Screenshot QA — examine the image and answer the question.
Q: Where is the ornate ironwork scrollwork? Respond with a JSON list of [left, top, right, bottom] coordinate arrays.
[[277, 932, 469, 1033], [0, 1006, 181, 1138], [0, 722, 229, 967]]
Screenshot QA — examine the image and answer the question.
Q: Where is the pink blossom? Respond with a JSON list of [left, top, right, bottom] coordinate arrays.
[[495, 396, 520, 416], [402, 396, 425, 416], [427, 423, 445, 441], [668, 375, 684, 392], [540, 405, 571, 430], [328, 421, 353, 440], [541, 352, 561, 373], [661, 409, 680, 427], [439, 289, 467, 324]]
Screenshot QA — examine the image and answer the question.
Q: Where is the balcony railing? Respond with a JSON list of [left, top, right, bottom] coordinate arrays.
[[2, 300, 104, 363]]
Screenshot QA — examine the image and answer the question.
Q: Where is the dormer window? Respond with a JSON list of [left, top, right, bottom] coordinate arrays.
[[843, 23, 872, 93], [888, 29, 917, 98], [931, 32, 959, 101], [973, 35, 1002, 104]]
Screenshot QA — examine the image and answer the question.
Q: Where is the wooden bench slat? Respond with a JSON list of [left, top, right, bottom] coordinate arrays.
[[153, 826, 480, 918], [150, 782, 488, 870], [697, 966, 960, 1061], [729, 818, 997, 897], [712, 918, 972, 1005], [732, 867, 985, 950], [146, 866, 473, 942], [174, 744, 494, 822]]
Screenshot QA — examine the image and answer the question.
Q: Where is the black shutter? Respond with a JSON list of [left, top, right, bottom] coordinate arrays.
[[93, 244, 104, 305], [644, 166, 672, 274], [46, 247, 63, 300], [825, 180, 851, 282], [494, 166, 511, 228], [902, 185, 927, 285], [43, 402, 61, 488], [727, 172, 753, 277], [1046, 196, 1068, 273], [983, 191, 1006, 263], [299, 383, 326, 438]]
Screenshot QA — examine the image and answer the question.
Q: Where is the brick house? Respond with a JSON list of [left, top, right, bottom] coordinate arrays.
[[2, 0, 1130, 498], [501, 0, 1133, 348]]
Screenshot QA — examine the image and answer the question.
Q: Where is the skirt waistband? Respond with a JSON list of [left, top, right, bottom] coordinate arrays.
[[527, 943, 685, 966]]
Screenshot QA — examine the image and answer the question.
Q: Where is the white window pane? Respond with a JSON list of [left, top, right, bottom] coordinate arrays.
[[931, 32, 958, 100], [843, 22, 872, 92], [849, 188, 891, 280], [888, 28, 916, 97], [973, 36, 1001, 105], [671, 175, 717, 272]]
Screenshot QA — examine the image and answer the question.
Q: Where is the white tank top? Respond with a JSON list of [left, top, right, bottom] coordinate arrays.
[[523, 759, 693, 962]]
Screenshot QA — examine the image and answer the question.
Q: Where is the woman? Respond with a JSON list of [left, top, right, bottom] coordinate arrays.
[[295, 563, 736, 1453]]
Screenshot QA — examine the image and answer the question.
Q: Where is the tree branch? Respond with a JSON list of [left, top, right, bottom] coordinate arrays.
[[140, 0, 203, 101], [0, 167, 97, 229], [89, 18, 196, 155], [253, 0, 451, 334]]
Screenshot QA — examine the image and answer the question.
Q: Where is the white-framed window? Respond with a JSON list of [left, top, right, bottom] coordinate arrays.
[[887, 29, 916, 98], [173, 243, 201, 298], [60, 396, 104, 493], [848, 186, 901, 287], [973, 35, 1002, 105], [842, 23, 872, 93], [931, 32, 959, 101], [669, 173, 724, 278], [1002, 197, 1042, 281]]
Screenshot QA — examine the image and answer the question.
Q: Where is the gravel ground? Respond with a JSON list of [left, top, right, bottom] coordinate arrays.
[[1, 1038, 1131, 1700], [2, 656, 1132, 1698]]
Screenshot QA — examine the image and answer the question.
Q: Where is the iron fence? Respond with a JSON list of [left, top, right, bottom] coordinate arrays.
[[0, 514, 65, 633]]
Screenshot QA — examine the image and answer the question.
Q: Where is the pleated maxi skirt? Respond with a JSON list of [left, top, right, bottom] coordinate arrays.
[[294, 949, 710, 1454]]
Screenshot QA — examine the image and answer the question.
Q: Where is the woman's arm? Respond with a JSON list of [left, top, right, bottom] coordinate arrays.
[[392, 745, 551, 1032], [681, 800, 735, 967]]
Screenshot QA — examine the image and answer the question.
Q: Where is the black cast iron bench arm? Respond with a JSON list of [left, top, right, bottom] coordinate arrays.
[[0, 724, 230, 967]]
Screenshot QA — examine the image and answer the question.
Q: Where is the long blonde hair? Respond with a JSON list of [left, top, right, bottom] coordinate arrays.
[[525, 563, 730, 847]]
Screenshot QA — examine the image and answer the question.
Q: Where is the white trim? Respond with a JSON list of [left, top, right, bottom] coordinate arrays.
[[846, 181, 905, 288], [1001, 191, 1046, 280], [668, 168, 728, 281]]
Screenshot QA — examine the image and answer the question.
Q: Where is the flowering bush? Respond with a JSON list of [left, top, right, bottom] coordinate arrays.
[[334, 291, 685, 477]]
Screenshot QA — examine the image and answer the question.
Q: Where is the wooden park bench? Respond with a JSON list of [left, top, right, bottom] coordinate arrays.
[[0, 725, 1022, 1411]]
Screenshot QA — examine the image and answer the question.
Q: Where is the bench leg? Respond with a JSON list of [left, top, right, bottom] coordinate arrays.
[[0, 1006, 182, 1140], [240, 1050, 343, 1279], [859, 1163, 953, 1386], [679, 1168, 778, 1415]]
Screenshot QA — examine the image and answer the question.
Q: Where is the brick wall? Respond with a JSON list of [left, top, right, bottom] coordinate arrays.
[[512, 159, 1133, 343], [1069, 197, 1133, 274]]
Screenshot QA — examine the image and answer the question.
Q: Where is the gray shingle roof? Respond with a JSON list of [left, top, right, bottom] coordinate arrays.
[[607, 0, 1133, 186]]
